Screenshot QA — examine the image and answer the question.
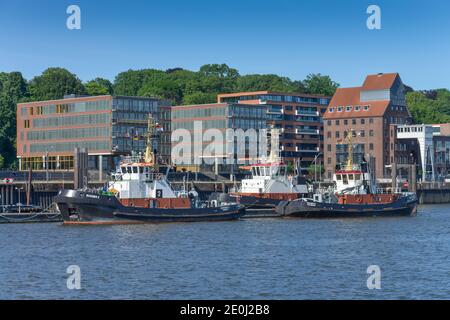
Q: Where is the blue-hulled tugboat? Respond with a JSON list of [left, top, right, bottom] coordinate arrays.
[[54, 116, 245, 225], [276, 132, 418, 218]]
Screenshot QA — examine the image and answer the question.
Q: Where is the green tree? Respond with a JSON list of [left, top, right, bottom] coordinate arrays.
[[85, 78, 113, 95], [406, 91, 450, 124], [113, 69, 166, 96], [307, 163, 325, 178], [303, 73, 339, 96], [182, 92, 216, 105], [0, 154, 4, 169], [138, 78, 182, 104], [235, 74, 304, 93], [198, 63, 239, 79], [28, 68, 86, 101], [0, 72, 28, 168]]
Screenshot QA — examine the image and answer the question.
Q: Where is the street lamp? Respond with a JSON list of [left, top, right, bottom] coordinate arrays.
[[313, 153, 322, 183], [15, 186, 24, 213]]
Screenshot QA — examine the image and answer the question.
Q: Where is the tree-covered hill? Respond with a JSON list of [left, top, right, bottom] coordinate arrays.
[[406, 89, 450, 124]]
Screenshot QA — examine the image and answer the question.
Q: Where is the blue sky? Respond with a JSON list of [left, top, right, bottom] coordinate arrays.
[[1, 0, 449, 90]]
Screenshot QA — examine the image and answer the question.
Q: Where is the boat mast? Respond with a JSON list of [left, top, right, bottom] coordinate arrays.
[[144, 114, 159, 168], [345, 130, 354, 171]]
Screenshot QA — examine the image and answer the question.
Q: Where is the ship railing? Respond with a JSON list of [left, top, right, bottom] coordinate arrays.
[[120, 155, 144, 164]]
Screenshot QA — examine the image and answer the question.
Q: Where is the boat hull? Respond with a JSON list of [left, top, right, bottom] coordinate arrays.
[[276, 195, 418, 218], [54, 189, 245, 224], [230, 193, 302, 218]]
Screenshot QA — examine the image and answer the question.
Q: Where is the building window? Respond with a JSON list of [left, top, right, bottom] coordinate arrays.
[[24, 120, 30, 128], [360, 130, 365, 137], [355, 106, 361, 111], [327, 131, 331, 138], [361, 118, 365, 125], [336, 120, 340, 126], [344, 120, 348, 125], [369, 118, 374, 124], [327, 157, 331, 164], [352, 119, 356, 125], [369, 130, 374, 137], [369, 143, 374, 150], [329, 108, 334, 113], [337, 107, 343, 112], [336, 131, 340, 138], [346, 106, 352, 112], [364, 105, 370, 111], [327, 120, 331, 126], [327, 144, 332, 152]]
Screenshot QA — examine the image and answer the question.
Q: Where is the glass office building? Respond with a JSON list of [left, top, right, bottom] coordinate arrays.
[[17, 95, 170, 178], [170, 103, 268, 171]]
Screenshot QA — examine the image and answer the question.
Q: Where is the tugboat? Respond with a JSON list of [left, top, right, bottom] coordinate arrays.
[[229, 126, 309, 217], [276, 131, 418, 218], [55, 116, 245, 224]]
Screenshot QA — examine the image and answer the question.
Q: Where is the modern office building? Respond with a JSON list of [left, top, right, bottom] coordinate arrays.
[[217, 91, 330, 170], [17, 95, 170, 177], [170, 103, 268, 172], [323, 73, 413, 180]]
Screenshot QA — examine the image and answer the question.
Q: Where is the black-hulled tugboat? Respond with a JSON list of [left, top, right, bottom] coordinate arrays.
[[54, 116, 245, 225], [276, 132, 418, 218], [229, 126, 309, 217]]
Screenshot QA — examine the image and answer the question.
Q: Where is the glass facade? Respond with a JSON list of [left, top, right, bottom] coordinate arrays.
[[18, 95, 168, 171]]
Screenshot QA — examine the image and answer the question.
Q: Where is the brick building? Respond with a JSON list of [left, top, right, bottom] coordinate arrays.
[[217, 91, 330, 170], [323, 73, 412, 180]]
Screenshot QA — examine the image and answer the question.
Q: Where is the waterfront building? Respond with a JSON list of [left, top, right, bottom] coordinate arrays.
[[17, 95, 170, 179], [170, 103, 268, 172], [217, 91, 331, 170], [397, 123, 450, 181], [323, 73, 412, 180]]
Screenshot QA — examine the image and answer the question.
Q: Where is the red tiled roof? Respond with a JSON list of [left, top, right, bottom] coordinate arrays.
[[323, 87, 390, 119], [362, 73, 398, 91], [323, 73, 400, 120]]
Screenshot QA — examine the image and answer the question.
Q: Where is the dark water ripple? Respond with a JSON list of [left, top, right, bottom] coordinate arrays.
[[0, 204, 449, 299]]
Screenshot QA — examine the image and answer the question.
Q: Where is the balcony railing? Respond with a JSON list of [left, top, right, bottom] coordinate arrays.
[[296, 129, 319, 135], [295, 110, 319, 116]]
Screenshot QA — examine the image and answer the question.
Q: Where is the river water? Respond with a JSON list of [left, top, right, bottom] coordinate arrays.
[[0, 204, 449, 299]]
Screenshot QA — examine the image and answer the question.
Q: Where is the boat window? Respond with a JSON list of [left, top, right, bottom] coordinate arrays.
[[279, 166, 286, 177], [132, 167, 138, 173], [127, 167, 132, 174], [336, 174, 342, 180], [348, 174, 354, 181], [355, 174, 361, 180], [139, 167, 144, 174], [256, 167, 260, 176], [342, 174, 348, 185], [121, 167, 127, 174]]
